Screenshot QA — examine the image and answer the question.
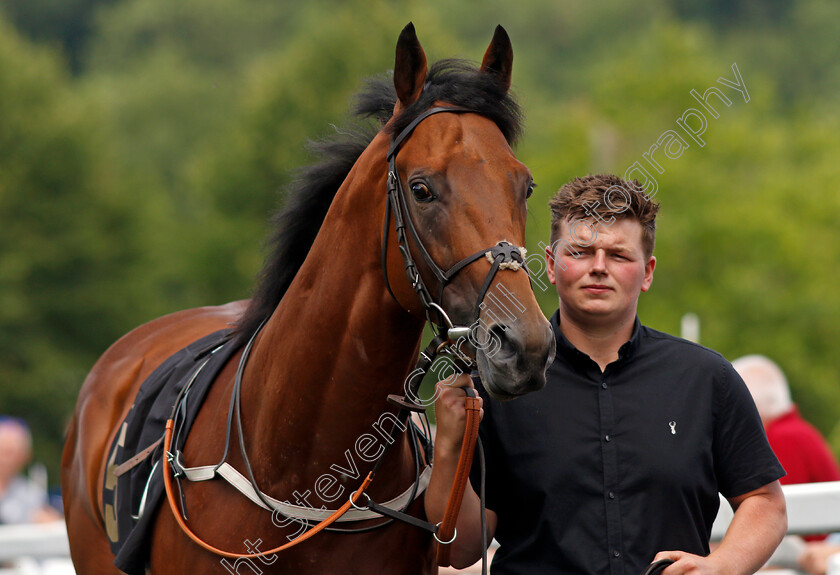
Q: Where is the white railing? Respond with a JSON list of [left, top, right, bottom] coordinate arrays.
[[0, 522, 73, 575], [3, 482, 840, 574], [711, 481, 840, 574]]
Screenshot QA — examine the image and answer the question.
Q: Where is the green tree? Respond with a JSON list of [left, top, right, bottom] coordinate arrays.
[[0, 14, 161, 480]]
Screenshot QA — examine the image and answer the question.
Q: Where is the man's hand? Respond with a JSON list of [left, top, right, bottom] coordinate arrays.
[[425, 374, 496, 569], [433, 374, 484, 455], [652, 551, 722, 574]]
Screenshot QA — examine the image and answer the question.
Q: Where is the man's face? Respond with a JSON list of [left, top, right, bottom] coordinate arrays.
[[545, 217, 656, 327], [0, 424, 30, 480]]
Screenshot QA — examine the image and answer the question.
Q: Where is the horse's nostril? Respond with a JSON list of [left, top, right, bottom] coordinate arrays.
[[481, 321, 554, 373], [487, 325, 519, 361], [476, 320, 554, 399]]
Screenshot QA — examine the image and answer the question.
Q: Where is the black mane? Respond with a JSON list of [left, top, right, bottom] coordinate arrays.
[[234, 59, 523, 344]]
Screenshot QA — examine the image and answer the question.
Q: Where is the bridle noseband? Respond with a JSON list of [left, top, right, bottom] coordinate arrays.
[[381, 106, 529, 342]]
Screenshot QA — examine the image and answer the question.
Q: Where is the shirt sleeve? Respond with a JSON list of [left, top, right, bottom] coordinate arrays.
[[712, 359, 786, 498]]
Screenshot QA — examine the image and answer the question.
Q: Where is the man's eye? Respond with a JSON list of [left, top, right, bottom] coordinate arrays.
[[411, 182, 435, 202]]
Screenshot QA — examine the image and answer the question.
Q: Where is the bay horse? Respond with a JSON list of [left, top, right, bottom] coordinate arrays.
[[62, 23, 554, 574]]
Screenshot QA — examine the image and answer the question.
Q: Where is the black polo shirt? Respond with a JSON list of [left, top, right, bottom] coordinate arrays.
[[470, 311, 784, 575]]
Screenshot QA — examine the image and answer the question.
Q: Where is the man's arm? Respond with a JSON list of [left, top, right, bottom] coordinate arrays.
[[424, 374, 498, 568], [654, 481, 787, 574]]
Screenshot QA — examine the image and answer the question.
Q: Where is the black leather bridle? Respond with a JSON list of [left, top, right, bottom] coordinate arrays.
[[381, 105, 528, 340], [379, 105, 529, 574]]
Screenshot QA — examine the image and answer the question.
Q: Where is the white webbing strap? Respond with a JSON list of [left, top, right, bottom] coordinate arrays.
[[175, 454, 431, 523]]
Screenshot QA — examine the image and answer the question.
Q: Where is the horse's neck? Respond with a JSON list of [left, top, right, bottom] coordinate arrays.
[[240, 137, 425, 472]]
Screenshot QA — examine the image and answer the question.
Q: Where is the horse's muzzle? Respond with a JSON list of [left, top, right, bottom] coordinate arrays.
[[475, 318, 555, 401]]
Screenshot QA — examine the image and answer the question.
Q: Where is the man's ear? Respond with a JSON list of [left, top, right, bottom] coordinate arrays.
[[545, 244, 557, 285], [641, 256, 656, 292]]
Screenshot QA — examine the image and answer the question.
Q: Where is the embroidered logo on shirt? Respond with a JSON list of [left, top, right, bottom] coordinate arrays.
[[669, 421, 677, 435]]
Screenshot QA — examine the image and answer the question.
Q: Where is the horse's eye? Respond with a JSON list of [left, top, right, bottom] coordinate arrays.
[[526, 181, 537, 200], [411, 182, 435, 203]]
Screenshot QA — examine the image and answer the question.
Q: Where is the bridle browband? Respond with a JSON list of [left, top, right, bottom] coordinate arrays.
[[382, 105, 528, 339]]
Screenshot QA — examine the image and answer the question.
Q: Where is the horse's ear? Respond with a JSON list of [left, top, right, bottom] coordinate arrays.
[[480, 25, 513, 93], [394, 22, 427, 110]]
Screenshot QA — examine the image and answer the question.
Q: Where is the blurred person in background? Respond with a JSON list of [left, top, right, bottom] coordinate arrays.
[[734, 355, 840, 574], [0, 416, 61, 524], [733, 354, 840, 494]]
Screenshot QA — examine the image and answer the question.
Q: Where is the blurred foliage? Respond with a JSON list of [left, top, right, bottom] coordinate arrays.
[[0, 15, 153, 477], [2, 0, 840, 482], [0, 0, 114, 71]]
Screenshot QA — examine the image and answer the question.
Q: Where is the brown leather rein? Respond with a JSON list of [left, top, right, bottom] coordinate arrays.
[[435, 387, 483, 567]]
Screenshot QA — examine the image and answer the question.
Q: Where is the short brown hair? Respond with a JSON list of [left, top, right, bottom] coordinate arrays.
[[549, 174, 660, 258]]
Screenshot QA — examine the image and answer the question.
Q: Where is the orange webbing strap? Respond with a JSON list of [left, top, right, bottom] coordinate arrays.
[[162, 419, 374, 559], [436, 391, 482, 567]]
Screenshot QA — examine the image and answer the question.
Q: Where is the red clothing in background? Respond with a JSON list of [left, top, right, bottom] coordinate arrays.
[[766, 407, 840, 485], [765, 406, 840, 542]]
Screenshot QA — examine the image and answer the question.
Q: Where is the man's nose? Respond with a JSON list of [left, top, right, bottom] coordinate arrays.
[[591, 249, 607, 272]]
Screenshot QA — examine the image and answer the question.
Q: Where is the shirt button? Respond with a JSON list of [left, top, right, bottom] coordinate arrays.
[[608, 492, 615, 499], [613, 550, 621, 558], [601, 382, 608, 389], [605, 434, 611, 442]]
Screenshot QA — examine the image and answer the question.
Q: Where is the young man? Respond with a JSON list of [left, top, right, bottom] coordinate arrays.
[[426, 174, 787, 575]]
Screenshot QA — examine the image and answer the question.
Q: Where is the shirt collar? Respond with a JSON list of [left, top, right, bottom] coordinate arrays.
[[550, 310, 643, 368]]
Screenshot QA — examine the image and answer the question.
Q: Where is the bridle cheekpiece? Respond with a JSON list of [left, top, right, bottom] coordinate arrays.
[[381, 106, 529, 348]]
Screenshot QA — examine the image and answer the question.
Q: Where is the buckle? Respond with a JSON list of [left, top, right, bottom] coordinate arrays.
[[433, 522, 457, 545], [349, 490, 372, 511], [166, 451, 184, 478]]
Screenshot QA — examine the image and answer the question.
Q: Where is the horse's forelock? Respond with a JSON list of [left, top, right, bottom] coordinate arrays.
[[355, 60, 523, 145], [388, 59, 523, 145]]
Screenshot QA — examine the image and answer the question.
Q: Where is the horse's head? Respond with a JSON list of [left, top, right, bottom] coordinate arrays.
[[384, 24, 555, 400]]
